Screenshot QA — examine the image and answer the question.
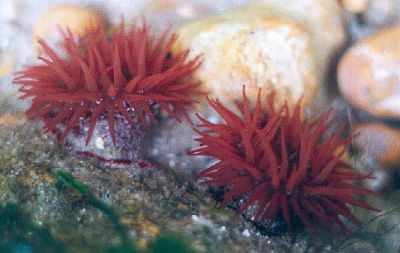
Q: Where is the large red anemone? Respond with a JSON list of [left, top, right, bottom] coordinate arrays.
[[14, 23, 201, 145], [190, 88, 379, 233]]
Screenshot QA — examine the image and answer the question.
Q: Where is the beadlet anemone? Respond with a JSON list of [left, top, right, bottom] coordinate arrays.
[[190, 88, 379, 233], [14, 22, 201, 147]]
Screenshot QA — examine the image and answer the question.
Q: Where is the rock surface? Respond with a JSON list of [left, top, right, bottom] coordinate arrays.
[[341, 0, 369, 13], [33, 4, 104, 50], [0, 117, 321, 253], [225, 0, 346, 83], [174, 0, 346, 115], [355, 122, 400, 168], [174, 18, 317, 112], [363, 0, 400, 28], [0, 114, 397, 252], [338, 24, 400, 119], [1, 1, 400, 252]]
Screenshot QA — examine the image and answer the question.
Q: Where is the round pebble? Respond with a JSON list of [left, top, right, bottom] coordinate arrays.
[[174, 18, 317, 111], [34, 5, 103, 49], [338, 24, 400, 119], [341, 0, 369, 13]]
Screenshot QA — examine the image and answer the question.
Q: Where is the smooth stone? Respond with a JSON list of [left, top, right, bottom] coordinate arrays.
[[34, 5, 103, 50], [224, 0, 346, 83], [0, 51, 15, 77], [341, 0, 369, 13], [338, 24, 400, 119], [174, 18, 318, 112], [174, 0, 346, 114]]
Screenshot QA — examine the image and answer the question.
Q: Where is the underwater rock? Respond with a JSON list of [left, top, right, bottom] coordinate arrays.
[[362, 0, 400, 28], [174, 18, 317, 112], [174, 0, 346, 114], [348, 196, 400, 253], [341, 0, 369, 13], [34, 5, 104, 50], [338, 24, 400, 119], [0, 51, 15, 78], [0, 113, 25, 126], [0, 118, 319, 253], [225, 0, 346, 82], [354, 122, 400, 168], [147, 116, 213, 178]]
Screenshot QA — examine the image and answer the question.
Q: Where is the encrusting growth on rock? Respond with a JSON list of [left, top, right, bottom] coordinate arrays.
[[190, 87, 379, 233], [14, 22, 201, 145]]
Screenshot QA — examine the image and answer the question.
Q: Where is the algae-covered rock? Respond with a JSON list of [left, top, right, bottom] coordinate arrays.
[[0, 118, 319, 253]]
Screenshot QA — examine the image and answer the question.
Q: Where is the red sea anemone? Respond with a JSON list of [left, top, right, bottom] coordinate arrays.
[[13, 22, 201, 145], [189, 88, 379, 233]]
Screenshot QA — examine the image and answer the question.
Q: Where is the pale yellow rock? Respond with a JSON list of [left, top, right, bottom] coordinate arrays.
[[146, 0, 178, 12], [174, 18, 317, 111], [34, 5, 103, 47], [226, 0, 346, 82], [0, 52, 15, 77], [341, 0, 369, 13], [174, 0, 346, 113]]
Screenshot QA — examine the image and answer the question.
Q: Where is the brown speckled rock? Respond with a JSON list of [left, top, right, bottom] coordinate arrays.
[[354, 122, 400, 167], [338, 24, 400, 119], [0, 113, 25, 126], [0, 118, 317, 253]]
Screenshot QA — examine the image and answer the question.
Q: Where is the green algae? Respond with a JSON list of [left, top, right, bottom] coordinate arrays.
[[55, 170, 138, 253], [0, 170, 210, 253], [0, 202, 203, 253], [0, 203, 69, 253], [146, 232, 201, 253], [4, 122, 399, 253], [55, 170, 206, 253]]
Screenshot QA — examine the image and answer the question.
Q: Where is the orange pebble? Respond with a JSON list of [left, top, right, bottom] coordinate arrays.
[[34, 5, 103, 47]]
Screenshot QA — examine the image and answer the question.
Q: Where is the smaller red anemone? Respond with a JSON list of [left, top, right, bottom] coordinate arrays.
[[190, 87, 379, 233], [14, 22, 201, 145]]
